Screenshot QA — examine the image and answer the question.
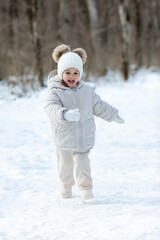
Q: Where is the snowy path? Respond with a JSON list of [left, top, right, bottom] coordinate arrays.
[[0, 74, 160, 240]]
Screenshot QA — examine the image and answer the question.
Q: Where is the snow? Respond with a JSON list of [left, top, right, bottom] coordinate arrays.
[[0, 68, 160, 240]]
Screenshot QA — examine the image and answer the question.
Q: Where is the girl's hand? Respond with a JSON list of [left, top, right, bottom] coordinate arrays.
[[113, 115, 125, 124], [64, 109, 81, 122]]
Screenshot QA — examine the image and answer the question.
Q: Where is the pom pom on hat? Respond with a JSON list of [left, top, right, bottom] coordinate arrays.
[[72, 48, 87, 64], [52, 44, 87, 80], [52, 44, 71, 63]]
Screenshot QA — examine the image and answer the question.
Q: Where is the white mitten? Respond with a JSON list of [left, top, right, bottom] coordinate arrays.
[[113, 115, 125, 124], [64, 109, 80, 122]]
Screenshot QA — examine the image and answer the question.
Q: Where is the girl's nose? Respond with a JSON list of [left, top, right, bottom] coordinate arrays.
[[71, 74, 74, 78]]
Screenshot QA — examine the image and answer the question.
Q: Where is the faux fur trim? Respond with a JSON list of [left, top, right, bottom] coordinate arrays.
[[52, 44, 87, 65], [72, 48, 87, 64], [52, 44, 71, 63]]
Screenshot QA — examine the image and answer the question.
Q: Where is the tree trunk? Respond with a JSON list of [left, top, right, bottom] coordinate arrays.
[[134, 0, 142, 67], [118, 0, 130, 80], [8, 0, 19, 46], [153, 0, 160, 40], [153, 0, 160, 63], [86, 0, 105, 75], [31, 0, 44, 86], [57, 0, 71, 44]]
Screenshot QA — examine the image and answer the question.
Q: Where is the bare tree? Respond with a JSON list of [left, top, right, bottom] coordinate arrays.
[[118, 0, 131, 80], [25, 0, 44, 86], [1, 0, 160, 86], [153, 0, 160, 41], [153, 0, 160, 63], [145, 2, 155, 67], [86, 0, 105, 75], [134, 0, 142, 67], [57, 0, 72, 44]]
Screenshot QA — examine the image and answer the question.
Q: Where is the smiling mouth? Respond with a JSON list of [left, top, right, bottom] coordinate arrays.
[[68, 80, 75, 84]]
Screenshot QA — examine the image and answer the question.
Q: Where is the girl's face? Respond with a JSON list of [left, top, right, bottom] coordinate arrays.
[[62, 68, 80, 87]]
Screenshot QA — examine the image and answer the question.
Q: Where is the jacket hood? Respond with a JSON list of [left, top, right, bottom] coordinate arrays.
[[47, 69, 83, 91]]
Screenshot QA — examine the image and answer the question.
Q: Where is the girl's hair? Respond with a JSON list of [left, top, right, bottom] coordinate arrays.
[[60, 80, 69, 87]]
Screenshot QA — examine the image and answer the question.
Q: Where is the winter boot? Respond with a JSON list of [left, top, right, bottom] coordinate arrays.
[[80, 189, 94, 203], [61, 187, 72, 199]]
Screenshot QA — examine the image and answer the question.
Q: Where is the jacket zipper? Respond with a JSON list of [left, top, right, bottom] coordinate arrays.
[[74, 88, 83, 150]]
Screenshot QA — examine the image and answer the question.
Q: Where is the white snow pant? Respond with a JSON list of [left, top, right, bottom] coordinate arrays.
[[57, 149, 93, 191]]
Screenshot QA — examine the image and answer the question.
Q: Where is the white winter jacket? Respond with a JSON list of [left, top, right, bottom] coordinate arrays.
[[44, 70, 118, 152]]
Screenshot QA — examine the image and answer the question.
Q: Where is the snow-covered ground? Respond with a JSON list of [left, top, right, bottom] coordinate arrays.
[[0, 68, 160, 240]]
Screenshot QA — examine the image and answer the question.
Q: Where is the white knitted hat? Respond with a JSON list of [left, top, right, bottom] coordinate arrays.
[[57, 52, 83, 80]]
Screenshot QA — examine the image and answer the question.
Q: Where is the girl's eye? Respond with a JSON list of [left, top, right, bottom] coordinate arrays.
[[74, 72, 78, 75], [66, 72, 70, 74]]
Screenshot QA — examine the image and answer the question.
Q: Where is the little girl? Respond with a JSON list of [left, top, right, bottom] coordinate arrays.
[[44, 44, 124, 203]]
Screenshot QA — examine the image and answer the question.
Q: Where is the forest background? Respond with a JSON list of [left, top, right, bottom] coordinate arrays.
[[0, 0, 160, 89]]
